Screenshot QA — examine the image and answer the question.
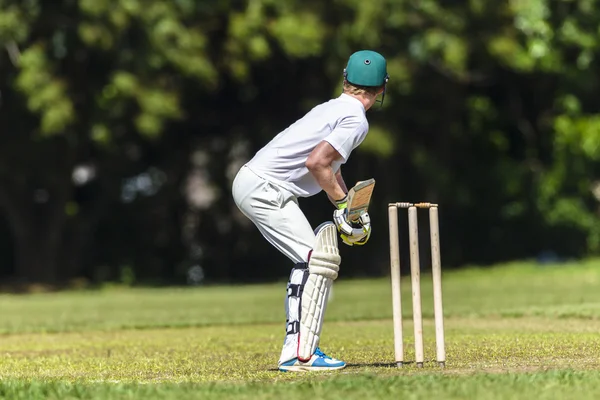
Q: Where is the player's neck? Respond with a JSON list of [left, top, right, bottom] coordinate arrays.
[[343, 92, 376, 111]]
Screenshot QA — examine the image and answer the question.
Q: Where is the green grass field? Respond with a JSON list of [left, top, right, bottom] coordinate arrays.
[[2, 259, 600, 399]]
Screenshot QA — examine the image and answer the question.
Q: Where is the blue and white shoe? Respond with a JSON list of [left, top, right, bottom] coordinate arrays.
[[278, 348, 346, 372]]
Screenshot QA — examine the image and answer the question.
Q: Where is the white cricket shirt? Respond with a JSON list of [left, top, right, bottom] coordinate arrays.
[[246, 93, 369, 198]]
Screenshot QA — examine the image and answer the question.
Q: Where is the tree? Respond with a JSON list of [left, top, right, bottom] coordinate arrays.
[[0, 0, 217, 282], [1, 0, 599, 285]]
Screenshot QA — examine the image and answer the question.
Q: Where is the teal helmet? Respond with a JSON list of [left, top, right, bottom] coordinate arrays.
[[343, 50, 389, 87]]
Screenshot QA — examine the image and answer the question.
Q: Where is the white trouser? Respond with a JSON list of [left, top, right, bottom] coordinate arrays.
[[232, 165, 316, 263], [232, 165, 326, 363]]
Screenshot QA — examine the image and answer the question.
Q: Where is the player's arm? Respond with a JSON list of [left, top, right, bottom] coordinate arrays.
[[327, 169, 349, 207], [336, 169, 349, 193], [306, 141, 347, 204]]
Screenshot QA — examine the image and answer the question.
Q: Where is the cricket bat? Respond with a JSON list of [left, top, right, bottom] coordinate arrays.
[[346, 178, 375, 222]]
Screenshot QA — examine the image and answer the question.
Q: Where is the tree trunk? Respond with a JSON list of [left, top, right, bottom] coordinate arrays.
[[14, 230, 61, 283], [0, 181, 70, 284]]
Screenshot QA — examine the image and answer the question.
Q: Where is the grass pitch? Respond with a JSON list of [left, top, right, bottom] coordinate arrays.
[[1, 259, 600, 399]]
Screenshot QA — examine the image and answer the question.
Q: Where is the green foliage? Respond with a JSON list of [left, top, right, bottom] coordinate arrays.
[[2, 0, 600, 284], [15, 45, 75, 135], [270, 13, 325, 57], [119, 265, 136, 286], [0, 3, 36, 43], [358, 126, 395, 158]]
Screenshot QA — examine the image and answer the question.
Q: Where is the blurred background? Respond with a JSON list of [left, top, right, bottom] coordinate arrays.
[[0, 0, 599, 288]]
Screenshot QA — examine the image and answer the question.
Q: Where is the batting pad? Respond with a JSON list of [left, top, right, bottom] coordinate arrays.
[[298, 222, 340, 361]]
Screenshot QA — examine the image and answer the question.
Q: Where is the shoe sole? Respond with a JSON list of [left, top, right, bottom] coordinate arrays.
[[278, 364, 346, 372]]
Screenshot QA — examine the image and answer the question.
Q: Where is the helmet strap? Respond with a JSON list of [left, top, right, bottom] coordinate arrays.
[[375, 74, 390, 108], [377, 90, 386, 108]]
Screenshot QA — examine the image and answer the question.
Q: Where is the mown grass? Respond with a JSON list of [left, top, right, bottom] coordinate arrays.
[[3, 370, 600, 400], [2, 258, 600, 399], [2, 258, 600, 334]]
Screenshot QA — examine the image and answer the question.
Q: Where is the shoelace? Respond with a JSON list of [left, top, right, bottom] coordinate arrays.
[[314, 347, 331, 359]]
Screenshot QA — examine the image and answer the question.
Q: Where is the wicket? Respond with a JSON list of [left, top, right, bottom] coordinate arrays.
[[388, 202, 446, 368]]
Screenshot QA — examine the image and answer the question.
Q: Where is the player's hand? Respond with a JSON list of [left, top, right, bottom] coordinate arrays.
[[333, 196, 371, 246], [333, 195, 351, 236], [341, 212, 371, 246]]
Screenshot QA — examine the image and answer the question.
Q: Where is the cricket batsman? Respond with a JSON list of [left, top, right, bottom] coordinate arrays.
[[231, 50, 389, 372]]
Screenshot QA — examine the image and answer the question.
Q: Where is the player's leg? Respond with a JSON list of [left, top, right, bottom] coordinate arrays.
[[232, 166, 345, 371], [278, 222, 346, 372], [233, 166, 314, 263]]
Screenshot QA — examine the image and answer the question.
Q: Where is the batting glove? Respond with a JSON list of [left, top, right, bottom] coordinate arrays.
[[333, 196, 371, 246]]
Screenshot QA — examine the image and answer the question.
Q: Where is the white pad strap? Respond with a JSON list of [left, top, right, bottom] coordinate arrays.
[[278, 265, 309, 366], [298, 222, 340, 361]]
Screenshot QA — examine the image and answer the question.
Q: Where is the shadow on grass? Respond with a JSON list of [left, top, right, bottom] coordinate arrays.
[[347, 362, 408, 368], [266, 362, 409, 372]]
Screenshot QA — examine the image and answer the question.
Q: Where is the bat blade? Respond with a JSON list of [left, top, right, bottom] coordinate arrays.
[[346, 178, 375, 222]]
